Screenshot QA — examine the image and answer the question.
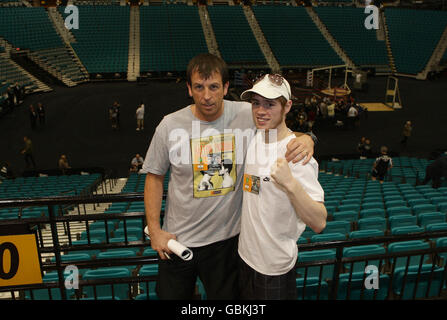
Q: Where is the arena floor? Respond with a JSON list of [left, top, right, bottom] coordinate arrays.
[[1, 73, 446, 178]]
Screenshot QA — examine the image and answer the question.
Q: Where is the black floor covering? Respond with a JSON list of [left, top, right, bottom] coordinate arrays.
[[1, 73, 446, 179]]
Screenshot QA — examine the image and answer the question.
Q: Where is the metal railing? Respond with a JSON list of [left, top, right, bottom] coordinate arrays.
[[1, 193, 447, 300]]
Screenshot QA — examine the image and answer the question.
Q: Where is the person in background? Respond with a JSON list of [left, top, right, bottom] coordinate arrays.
[[29, 104, 38, 130], [21, 136, 36, 169], [37, 102, 46, 126], [371, 146, 393, 183], [130, 153, 144, 172], [400, 120, 412, 147], [136, 102, 145, 131]]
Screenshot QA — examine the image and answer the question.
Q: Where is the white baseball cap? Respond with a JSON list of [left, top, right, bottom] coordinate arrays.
[[241, 74, 291, 101]]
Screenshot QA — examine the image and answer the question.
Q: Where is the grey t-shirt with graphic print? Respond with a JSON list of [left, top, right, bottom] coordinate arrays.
[[141, 100, 255, 247]]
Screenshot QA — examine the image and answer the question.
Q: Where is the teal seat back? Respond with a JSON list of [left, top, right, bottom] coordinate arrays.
[[393, 264, 444, 299], [389, 215, 417, 229], [82, 267, 131, 300], [337, 272, 390, 300], [388, 240, 430, 270], [296, 277, 329, 300], [297, 249, 336, 281], [343, 245, 386, 273]]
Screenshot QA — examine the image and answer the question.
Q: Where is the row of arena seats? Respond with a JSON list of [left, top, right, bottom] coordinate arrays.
[[2, 6, 446, 75], [10, 159, 447, 300], [386, 8, 447, 75], [297, 238, 447, 299], [321, 157, 431, 183], [207, 6, 266, 65], [0, 173, 101, 219], [139, 5, 207, 72], [304, 172, 447, 241], [59, 5, 130, 74], [314, 7, 389, 67], [29, 236, 447, 300], [0, 56, 42, 94], [26, 264, 207, 300]]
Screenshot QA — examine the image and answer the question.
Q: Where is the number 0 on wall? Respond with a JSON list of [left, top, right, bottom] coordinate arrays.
[[0, 234, 42, 287]]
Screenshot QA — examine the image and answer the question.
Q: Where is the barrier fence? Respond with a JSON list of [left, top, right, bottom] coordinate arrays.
[[1, 193, 447, 300]]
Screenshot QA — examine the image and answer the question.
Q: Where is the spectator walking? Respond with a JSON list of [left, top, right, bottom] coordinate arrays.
[[136, 102, 145, 131], [400, 120, 412, 147], [21, 136, 36, 169]]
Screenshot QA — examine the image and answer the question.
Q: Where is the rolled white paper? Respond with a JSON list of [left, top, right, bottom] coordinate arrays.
[[167, 239, 193, 261]]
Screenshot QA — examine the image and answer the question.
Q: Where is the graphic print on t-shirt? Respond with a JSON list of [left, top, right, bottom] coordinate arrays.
[[191, 133, 236, 198], [243, 174, 260, 195]]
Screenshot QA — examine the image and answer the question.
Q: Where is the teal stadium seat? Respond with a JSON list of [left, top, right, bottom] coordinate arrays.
[[391, 225, 424, 235], [387, 206, 412, 217], [357, 218, 387, 232], [297, 249, 336, 281], [392, 264, 444, 299], [361, 202, 385, 211], [388, 215, 417, 230], [311, 233, 346, 243], [386, 200, 408, 209], [82, 267, 131, 300], [323, 221, 351, 235], [296, 277, 329, 300], [359, 208, 386, 219], [332, 211, 358, 222], [71, 239, 101, 257], [26, 271, 75, 300], [343, 245, 386, 273], [412, 204, 438, 216], [349, 230, 385, 240], [137, 264, 159, 300], [388, 240, 430, 270], [337, 272, 390, 300], [96, 250, 137, 273], [418, 212, 446, 229]]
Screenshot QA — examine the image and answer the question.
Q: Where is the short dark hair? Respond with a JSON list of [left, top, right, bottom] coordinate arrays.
[[186, 53, 229, 86]]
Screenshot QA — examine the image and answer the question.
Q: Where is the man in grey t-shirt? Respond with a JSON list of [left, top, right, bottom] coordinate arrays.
[[141, 53, 315, 300]]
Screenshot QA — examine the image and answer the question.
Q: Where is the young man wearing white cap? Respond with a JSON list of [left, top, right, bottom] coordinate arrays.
[[142, 54, 316, 300], [238, 74, 327, 300]]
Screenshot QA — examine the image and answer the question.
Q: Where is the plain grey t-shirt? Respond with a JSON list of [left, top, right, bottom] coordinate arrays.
[[141, 100, 255, 247]]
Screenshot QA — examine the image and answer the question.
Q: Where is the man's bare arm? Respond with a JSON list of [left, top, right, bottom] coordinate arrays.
[[285, 133, 315, 165]]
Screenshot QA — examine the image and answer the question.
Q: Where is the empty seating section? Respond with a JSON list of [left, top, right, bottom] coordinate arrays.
[[0, 0, 23, 5], [0, 55, 39, 91], [0, 174, 101, 219], [314, 7, 388, 66], [59, 6, 129, 73], [0, 7, 64, 51], [385, 8, 447, 74], [252, 6, 343, 67], [30, 47, 88, 83], [140, 5, 207, 72], [207, 6, 266, 65]]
